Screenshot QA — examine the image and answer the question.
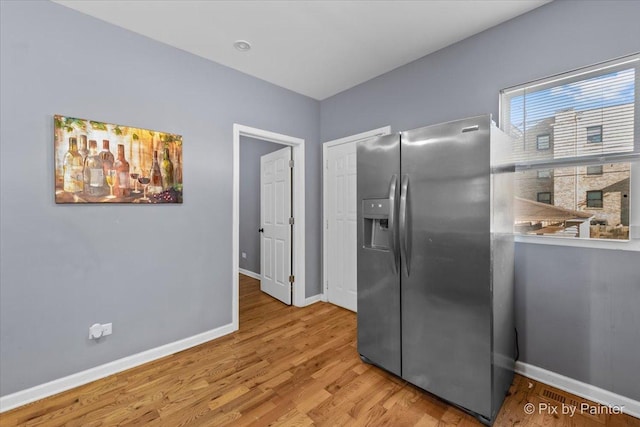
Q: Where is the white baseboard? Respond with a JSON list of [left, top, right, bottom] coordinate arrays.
[[515, 361, 640, 419], [304, 294, 323, 306], [238, 268, 261, 281], [0, 323, 236, 413]]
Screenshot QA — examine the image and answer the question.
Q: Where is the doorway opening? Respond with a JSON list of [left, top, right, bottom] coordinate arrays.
[[233, 124, 306, 331]]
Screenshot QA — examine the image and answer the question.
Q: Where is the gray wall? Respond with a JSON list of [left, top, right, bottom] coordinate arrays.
[[239, 137, 283, 273], [320, 0, 640, 400], [0, 0, 320, 396], [515, 244, 640, 401]]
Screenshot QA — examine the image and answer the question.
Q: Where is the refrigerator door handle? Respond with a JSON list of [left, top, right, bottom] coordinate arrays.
[[399, 174, 411, 276], [388, 174, 399, 274]]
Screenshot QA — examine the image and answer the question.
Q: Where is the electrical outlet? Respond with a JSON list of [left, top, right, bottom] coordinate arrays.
[[89, 322, 113, 339], [242, 252, 247, 259]]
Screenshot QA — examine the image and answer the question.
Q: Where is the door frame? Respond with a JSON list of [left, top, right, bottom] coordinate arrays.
[[233, 124, 306, 330], [322, 126, 391, 302]]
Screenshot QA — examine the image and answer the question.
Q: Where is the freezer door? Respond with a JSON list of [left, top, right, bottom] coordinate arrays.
[[357, 133, 401, 376], [400, 116, 493, 418]]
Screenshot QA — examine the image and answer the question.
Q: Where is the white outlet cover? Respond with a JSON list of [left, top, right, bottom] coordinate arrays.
[[89, 323, 103, 339], [103, 323, 113, 336], [89, 323, 112, 339], [242, 252, 247, 259]]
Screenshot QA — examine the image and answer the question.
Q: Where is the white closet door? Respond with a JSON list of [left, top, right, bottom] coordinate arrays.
[[326, 141, 357, 312]]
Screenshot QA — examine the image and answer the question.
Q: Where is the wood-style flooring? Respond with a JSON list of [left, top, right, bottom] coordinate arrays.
[[1, 274, 638, 426]]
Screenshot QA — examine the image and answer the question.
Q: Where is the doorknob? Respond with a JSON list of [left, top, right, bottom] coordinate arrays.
[[259, 228, 264, 233]]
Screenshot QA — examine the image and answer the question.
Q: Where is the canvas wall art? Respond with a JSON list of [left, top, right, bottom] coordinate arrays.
[[54, 115, 183, 204]]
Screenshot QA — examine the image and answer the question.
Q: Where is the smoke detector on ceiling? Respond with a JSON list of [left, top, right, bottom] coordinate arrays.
[[233, 40, 251, 52]]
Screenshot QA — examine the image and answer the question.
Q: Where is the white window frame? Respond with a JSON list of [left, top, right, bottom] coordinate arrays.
[[500, 53, 640, 251]]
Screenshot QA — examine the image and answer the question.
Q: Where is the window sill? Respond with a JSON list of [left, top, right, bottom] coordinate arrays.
[[515, 234, 640, 251]]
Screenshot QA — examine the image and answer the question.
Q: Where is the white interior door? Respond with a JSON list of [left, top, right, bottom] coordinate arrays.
[[326, 141, 358, 312], [260, 146, 292, 305]]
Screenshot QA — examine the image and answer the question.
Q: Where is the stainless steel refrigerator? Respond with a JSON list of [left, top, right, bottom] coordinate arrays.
[[357, 114, 514, 425]]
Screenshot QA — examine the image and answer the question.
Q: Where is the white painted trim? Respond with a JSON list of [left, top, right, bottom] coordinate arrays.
[[515, 361, 640, 419], [304, 294, 323, 306], [515, 234, 640, 251], [629, 160, 639, 239], [323, 126, 393, 149], [233, 124, 306, 319], [322, 126, 391, 306], [238, 268, 261, 281], [0, 323, 235, 413]]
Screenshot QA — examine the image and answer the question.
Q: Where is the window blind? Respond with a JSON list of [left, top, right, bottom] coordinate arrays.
[[500, 54, 639, 169]]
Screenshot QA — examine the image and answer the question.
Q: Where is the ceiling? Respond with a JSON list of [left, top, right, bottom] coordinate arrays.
[[53, 0, 550, 100]]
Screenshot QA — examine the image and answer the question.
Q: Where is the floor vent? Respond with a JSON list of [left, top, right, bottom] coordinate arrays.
[[535, 383, 607, 424], [541, 388, 566, 404]]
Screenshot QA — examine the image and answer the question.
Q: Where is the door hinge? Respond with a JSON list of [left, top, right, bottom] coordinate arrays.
[[289, 159, 294, 168], [289, 275, 295, 283], [325, 160, 329, 170], [326, 219, 329, 229], [289, 217, 295, 225]]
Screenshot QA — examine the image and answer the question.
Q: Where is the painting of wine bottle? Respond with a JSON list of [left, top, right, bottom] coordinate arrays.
[[54, 115, 183, 204]]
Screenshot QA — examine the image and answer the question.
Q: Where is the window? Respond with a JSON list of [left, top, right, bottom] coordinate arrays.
[[500, 53, 638, 241], [537, 169, 552, 179], [587, 125, 603, 143], [587, 190, 603, 208], [537, 134, 551, 150], [586, 165, 603, 175], [537, 192, 552, 204], [538, 169, 551, 179]]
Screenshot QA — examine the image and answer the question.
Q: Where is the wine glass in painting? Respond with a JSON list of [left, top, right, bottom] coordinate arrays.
[[105, 169, 117, 199], [138, 175, 151, 202], [130, 167, 141, 194]]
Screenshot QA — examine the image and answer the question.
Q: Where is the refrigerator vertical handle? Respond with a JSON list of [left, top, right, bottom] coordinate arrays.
[[399, 174, 411, 276], [388, 174, 399, 274]]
